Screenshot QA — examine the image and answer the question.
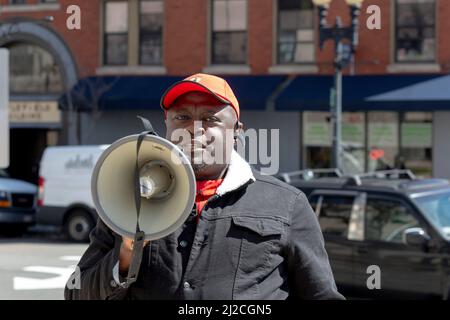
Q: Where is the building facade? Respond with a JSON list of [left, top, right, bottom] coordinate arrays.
[[1, 0, 450, 183]]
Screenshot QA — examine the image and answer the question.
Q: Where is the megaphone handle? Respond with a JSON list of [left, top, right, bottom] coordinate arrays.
[[122, 129, 152, 288], [123, 230, 146, 288], [137, 116, 158, 136]]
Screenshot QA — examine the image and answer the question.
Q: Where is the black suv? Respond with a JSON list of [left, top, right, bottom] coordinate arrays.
[[278, 169, 450, 300]]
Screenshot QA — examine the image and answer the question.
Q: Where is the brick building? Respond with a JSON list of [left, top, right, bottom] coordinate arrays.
[[1, 0, 450, 183]]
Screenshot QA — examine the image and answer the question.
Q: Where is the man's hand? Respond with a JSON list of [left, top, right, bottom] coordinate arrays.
[[119, 236, 150, 275]]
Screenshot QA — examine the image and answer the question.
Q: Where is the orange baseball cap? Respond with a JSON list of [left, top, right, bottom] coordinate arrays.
[[160, 73, 240, 119]]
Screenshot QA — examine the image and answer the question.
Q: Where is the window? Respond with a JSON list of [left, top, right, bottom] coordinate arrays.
[[277, 0, 315, 64], [415, 191, 450, 239], [318, 195, 354, 238], [211, 0, 247, 64], [9, 0, 27, 4], [7, 42, 63, 94], [395, 0, 436, 62], [139, 0, 163, 65], [368, 112, 399, 172], [365, 198, 420, 243], [399, 112, 433, 177], [302, 111, 433, 176], [104, 1, 129, 65], [303, 112, 366, 175]]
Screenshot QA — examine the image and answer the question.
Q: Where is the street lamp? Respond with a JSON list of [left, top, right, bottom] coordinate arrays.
[[312, 0, 364, 172]]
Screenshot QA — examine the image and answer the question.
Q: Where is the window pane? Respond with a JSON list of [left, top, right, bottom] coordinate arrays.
[[106, 1, 128, 33], [366, 198, 420, 243], [303, 112, 331, 147], [368, 112, 399, 171], [400, 112, 433, 177], [140, 33, 162, 65], [396, 27, 435, 61], [296, 29, 314, 42], [139, 0, 163, 65], [278, 0, 315, 64], [212, 31, 246, 64], [278, 31, 296, 63], [294, 42, 314, 62], [415, 192, 450, 238], [279, 0, 313, 10], [279, 10, 299, 30], [319, 195, 354, 238], [105, 34, 128, 65], [396, 0, 435, 62], [303, 112, 366, 174], [342, 113, 366, 174], [397, 1, 435, 26], [140, 0, 163, 32], [279, 8, 314, 30], [213, 0, 247, 32], [8, 43, 63, 94]]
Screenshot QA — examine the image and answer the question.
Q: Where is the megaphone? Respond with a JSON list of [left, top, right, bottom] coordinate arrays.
[[91, 134, 196, 241]]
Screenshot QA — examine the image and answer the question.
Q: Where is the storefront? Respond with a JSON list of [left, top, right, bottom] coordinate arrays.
[[301, 110, 433, 177], [7, 41, 64, 183], [9, 100, 61, 183], [275, 74, 450, 178], [0, 20, 78, 184], [63, 74, 450, 179]]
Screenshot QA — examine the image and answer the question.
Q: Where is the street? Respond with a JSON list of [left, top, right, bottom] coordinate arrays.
[[0, 233, 87, 300]]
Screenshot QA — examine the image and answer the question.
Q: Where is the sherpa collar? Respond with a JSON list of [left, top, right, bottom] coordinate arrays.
[[216, 149, 256, 196]]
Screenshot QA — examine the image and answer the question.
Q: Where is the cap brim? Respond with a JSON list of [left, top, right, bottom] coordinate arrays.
[[160, 80, 230, 111]]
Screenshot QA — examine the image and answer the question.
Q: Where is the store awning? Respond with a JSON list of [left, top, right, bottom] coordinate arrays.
[[366, 74, 450, 109], [59, 75, 287, 112], [275, 74, 448, 111], [59, 76, 182, 111]]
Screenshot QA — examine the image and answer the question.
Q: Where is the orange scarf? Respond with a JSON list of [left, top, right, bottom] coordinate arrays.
[[195, 179, 223, 222]]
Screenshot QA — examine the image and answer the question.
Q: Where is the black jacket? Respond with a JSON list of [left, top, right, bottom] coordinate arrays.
[[65, 151, 344, 300]]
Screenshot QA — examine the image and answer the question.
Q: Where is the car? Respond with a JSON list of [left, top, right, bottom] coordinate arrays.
[[38, 145, 108, 242], [278, 169, 450, 300], [0, 169, 37, 236]]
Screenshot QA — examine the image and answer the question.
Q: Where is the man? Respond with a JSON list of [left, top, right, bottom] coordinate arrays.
[[65, 73, 344, 300]]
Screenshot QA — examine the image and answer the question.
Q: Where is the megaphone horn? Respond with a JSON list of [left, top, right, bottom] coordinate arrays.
[[91, 118, 196, 287], [91, 133, 196, 241]]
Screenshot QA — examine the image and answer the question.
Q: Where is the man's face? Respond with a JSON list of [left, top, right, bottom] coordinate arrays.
[[165, 91, 238, 180]]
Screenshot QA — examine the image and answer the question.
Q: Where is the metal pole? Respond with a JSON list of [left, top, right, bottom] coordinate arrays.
[[331, 17, 344, 171], [0, 49, 9, 169], [333, 56, 343, 171], [316, 3, 361, 171]]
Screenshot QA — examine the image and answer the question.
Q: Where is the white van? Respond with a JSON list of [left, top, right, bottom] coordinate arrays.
[[38, 145, 109, 242]]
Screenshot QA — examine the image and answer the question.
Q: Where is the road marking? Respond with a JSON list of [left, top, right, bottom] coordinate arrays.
[[13, 256, 82, 291], [13, 266, 76, 290], [60, 256, 81, 262]]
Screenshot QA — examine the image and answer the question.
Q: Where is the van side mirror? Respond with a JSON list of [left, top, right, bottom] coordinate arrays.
[[403, 227, 430, 249]]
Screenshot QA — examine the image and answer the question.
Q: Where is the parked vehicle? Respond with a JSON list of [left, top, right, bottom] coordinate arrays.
[[38, 145, 108, 242], [278, 169, 450, 300], [0, 169, 37, 236]]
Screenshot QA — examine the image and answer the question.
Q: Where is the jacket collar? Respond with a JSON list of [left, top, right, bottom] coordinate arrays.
[[216, 149, 255, 196]]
